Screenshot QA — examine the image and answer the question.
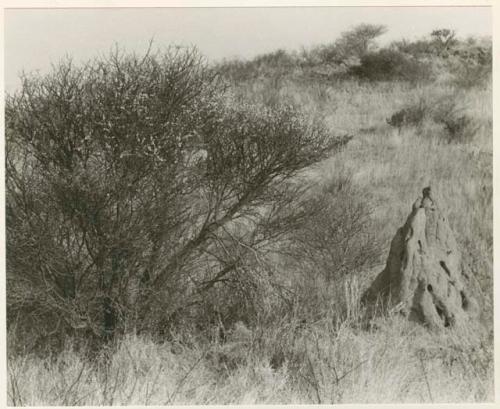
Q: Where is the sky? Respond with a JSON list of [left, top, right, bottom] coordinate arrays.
[[4, 6, 492, 93]]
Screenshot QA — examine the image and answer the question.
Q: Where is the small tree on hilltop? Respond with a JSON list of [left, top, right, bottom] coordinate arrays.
[[430, 28, 457, 56], [6, 46, 347, 351], [335, 23, 387, 63]]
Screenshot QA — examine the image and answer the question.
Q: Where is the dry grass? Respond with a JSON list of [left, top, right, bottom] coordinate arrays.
[[8, 307, 493, 405], [7, 79, 492, 404]]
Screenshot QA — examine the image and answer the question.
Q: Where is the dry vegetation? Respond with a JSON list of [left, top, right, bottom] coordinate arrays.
[[6, 26, 493, 404]]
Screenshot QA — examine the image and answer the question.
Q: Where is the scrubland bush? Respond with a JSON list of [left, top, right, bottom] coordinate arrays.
[[446, 47, 492, 89], [387, 93, 480, 143], [431, 98, 480, 143], [429, 29, 458, 56], [441, 114, 479, 143], [334, 24, 387, 61], [6, 46, 347, 354], [351, 49, 433, 83], [386, 100, 428, 131]]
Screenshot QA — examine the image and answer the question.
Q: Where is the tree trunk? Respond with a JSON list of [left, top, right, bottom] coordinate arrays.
[[101, 248, 122, 342]]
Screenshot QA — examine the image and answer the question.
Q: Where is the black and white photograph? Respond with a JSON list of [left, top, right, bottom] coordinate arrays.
[[3, 2, 495, 405]]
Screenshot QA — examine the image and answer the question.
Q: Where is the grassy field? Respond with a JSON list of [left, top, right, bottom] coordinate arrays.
[[7, 315, 493, 405], [7, 77, 493, 404]]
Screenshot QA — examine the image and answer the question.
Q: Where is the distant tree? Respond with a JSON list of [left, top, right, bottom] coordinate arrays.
[[430, 28, 457, 56], [6, 46, 347, 351], [335, 23, 387, 62]]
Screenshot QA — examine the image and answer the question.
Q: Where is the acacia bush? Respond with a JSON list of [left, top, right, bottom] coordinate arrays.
[[386, 94, 480, 143], [350, 49, 433, 83], [386, 100, 428, 131], [6, 47, 347, 354], [441, 113, 479, 143], [431, 99, 480, 143]]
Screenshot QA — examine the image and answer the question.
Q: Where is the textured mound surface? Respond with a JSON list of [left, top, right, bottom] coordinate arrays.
[[364, 187, 479, 329]]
